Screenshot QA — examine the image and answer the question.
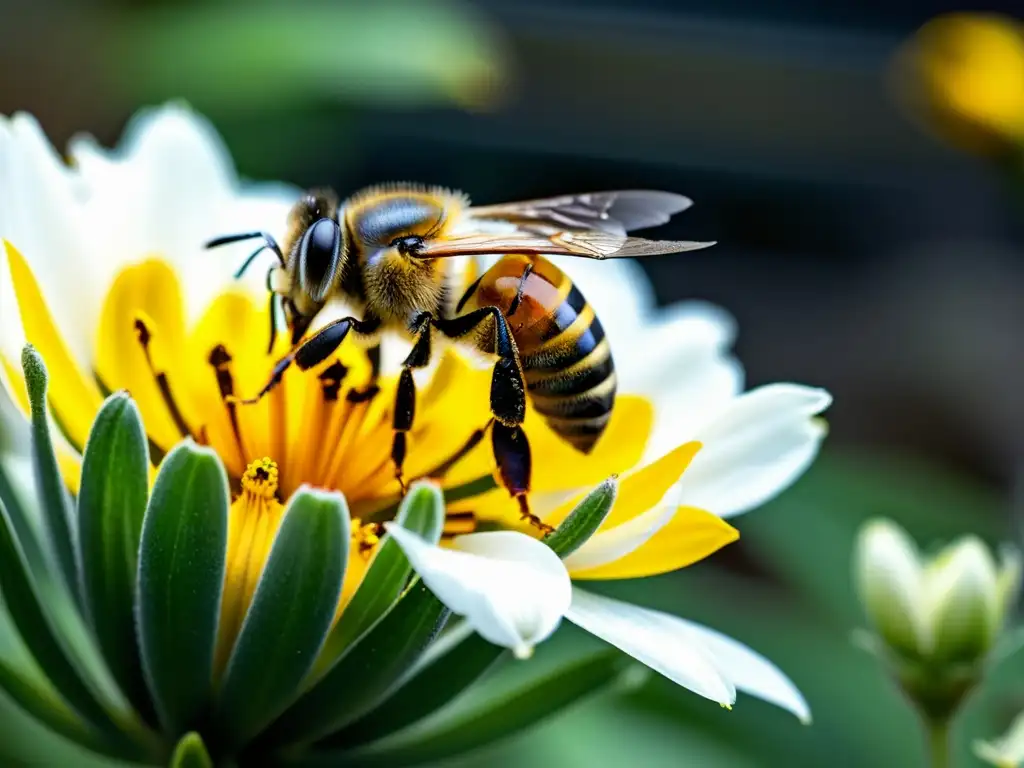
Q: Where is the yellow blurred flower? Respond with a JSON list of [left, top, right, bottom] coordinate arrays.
[[894, 13, 1024, 154]]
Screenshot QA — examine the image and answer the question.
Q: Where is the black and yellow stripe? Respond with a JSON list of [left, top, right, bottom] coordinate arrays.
[[519, 286, 617, 454]]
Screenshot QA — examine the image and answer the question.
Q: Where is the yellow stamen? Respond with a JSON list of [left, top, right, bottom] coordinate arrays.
[[215, 457, 286, 676]]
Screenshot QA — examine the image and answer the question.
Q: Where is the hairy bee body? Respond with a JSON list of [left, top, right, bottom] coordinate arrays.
[[465, 254, 614, 452]]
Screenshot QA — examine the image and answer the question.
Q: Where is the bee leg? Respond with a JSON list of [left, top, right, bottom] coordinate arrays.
[[433, 308, 552, 534], [390, 314, 433, 494], [237, 316, 378, 404]]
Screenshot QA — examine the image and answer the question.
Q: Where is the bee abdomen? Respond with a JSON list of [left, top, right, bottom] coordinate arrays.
[[470, 254, 617, 454]]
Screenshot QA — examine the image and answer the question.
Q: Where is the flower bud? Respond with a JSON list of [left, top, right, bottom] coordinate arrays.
[[924, 537, 1000, 662], [856, 520, 928, 658], [855, 519, 1019, 666]]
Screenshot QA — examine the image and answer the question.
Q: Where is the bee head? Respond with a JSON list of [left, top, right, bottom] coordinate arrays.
[[282, 189, 344, 314]]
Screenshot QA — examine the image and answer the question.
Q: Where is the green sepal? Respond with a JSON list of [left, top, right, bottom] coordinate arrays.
[[312, 650, 633, 767], [76, 392, 154, 722], [0, 498, 141, 756], [318, 622, 506, 750], [0, 656, 115, 757], [215, 487, 349, 750], [314, 481, 444, 677], [136, 440, 228, 737], [544, 476, 618, 558], [170, 732, 213, 768], [257, 580, 449, 749], [21, 346, 79, 603]]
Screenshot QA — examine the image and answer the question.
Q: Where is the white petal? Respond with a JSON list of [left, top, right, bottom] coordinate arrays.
[[385, 526, 571, 658], [548, 256, 654, 345], [566, 588, 735, 707], [71, 103, 298, 319], [676, 384, 832, 518], [669, 617, 811, 723], [627, 303, 744, 459], [0, 114, 98, 366], [562, 502, 677, 572]]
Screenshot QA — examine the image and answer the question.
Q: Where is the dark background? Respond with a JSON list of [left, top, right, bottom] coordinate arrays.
[[1, 1, 1023, 765]]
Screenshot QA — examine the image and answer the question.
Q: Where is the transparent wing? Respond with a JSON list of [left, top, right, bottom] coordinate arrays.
[[467, 190, 693, 236], [413, 231, 714, 260]]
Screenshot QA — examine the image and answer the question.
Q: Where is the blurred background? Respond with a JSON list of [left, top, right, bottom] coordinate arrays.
[[2, 0, 1024, 765]]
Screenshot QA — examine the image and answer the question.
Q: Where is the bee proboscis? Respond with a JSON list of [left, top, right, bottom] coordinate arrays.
[[206, 185, 713, 530]]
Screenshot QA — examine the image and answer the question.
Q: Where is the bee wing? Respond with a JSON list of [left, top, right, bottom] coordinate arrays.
[[467, 190, 693, 236], [413, 230, 714, 260]]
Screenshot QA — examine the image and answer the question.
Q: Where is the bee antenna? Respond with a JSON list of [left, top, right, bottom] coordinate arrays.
[[206, 230, 286, 268], [235, 244, 269, 279]]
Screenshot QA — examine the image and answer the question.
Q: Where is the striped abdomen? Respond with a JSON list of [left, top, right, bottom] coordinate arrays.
[[469, 254, 615, 453]]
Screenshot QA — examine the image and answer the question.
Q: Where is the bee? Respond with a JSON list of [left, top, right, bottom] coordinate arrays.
[[206, 185, 712, 529]]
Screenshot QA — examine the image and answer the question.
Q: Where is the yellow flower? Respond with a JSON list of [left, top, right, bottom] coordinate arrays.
[[894, 13, 1024, 154]]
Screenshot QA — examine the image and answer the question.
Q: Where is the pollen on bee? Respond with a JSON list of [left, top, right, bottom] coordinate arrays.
[[241, 457, 279, 499]]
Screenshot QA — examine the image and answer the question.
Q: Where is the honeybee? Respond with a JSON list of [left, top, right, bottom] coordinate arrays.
[[207, 185, 712, 529]]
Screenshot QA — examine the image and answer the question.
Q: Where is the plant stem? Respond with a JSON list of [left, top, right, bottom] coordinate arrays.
[[927, 718, 951, 768]]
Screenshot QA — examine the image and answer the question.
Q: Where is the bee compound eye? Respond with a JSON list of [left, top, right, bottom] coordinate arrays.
[[300, 218, 341, 301]]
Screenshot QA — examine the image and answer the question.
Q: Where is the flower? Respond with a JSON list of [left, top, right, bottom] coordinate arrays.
[[893, 13, 1024, 155], [976, 710, 1024, 768], [855, 518, 1021, 727], [856, 519, 1021, 665], [0, 104, 829, 735]]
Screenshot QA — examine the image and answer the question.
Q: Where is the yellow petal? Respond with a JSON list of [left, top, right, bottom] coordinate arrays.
[[95, 259, 193, 453], [545, 440, 702, 530], [570, 506, 738, 580], [4, 241, 104, 449], [458, 395, 656, 526], [214, 458, 286, 677]]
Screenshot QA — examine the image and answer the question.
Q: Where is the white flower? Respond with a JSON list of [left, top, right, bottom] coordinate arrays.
[[0, 104, 825, 724], [856, 518, 1021, 661]]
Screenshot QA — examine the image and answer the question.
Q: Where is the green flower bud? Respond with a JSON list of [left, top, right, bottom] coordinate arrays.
[[856, 519, 1019, 667]]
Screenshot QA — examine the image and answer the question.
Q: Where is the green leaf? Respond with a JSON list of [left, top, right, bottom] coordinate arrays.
[[21, 346, 79, 603], [0, 657, 113, 757], [544, 477, 617, 558], [0, 455, 48, 580], [314, 650, 633, 766], [110, 3, 504, 110], [137, 440, 228, 737], [215, 488, 349, 750], [314, 482, 444, 677], [0, 498, 139, 756], [257, 580, 449, 749], [76, 393, 153, 722], [169, 732, 212, 768], [318, 623, 506, 750]]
